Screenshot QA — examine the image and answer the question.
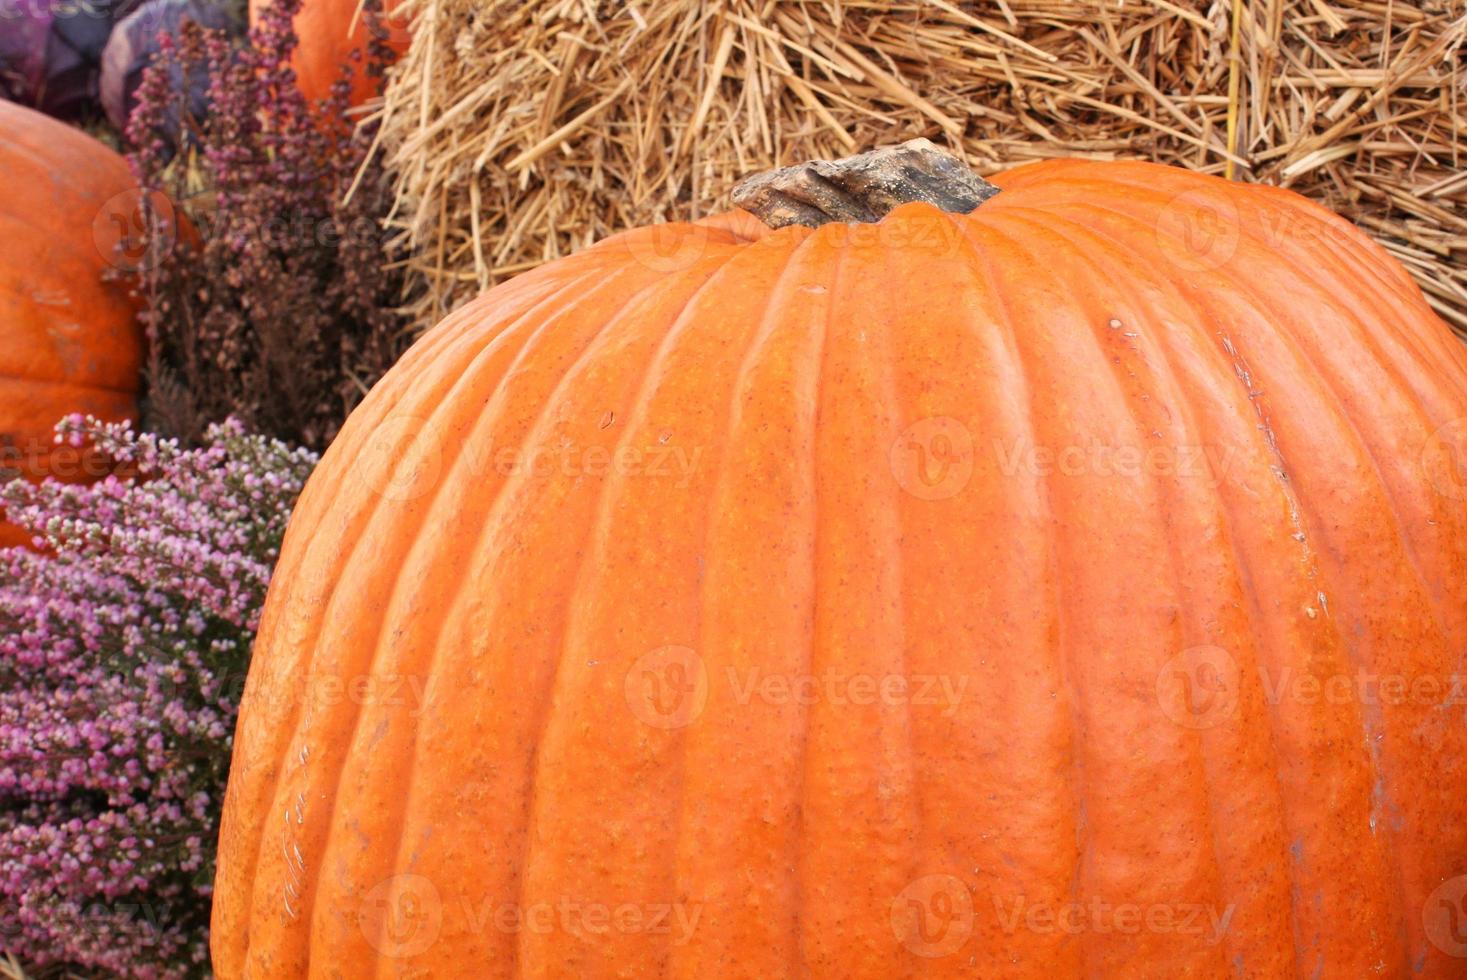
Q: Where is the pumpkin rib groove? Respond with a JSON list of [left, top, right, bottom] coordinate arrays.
[[221, 266, 606, 972], [1042, 194, 1458, 638], [710, 230, 850, 974], [227, 261, 637, 975], [947, 215, 1094, 973], [457, 243, 762, 974], [1223, 181, 1428, 313], [269, 293, 566, 976], [1150, 256, 1414, 968], [1031, 197, 1427, 970], [1204, 321, 1417, 975], [1226, 240, 1467, 642], [787, 232, 845, 977], [1000, 208, 1296, 972], [991, 166, 1467, 403], [666, 230, 820, 978], [217, 271, 586, 969], [1256, 194, 1467, 415], [324, 257, 724, 977], [1300, 227, 1467, 398], [469, 233, 803, 974], [1216, 239, 1455, 646], [1191, 326, 1401, 972], [786, 234, 841, 977], [1018, 184, 1467, 412], [1163, 397, 1309, 978], [349, 256, 724, 975], [944, 214, 1080, 972], [367, 275, 704, 973], [1184, 258, 1458, 970], [1326, 245, 1467, 408], [871, 226, 941, 980], [983, 211, 1256, 973], [1027, 197, 1459, 654], [882, 226, 967, 976], [1269, 247, 1467, 428], [1018, 204, 1316, 974], [1032, 200, 1332, 974], [1062, 192, 1467, 585], [804, 227, 925, 972], [920, 214, 1081, 972], [506, 243, 757, 977], [985, 200, 1332, 974]]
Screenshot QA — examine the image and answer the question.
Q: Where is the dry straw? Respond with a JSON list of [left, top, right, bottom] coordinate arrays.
[[368, 0, 1466, 340]]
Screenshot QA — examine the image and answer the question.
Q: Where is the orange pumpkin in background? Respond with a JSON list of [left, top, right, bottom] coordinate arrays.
[[213, 141, 1467, 977], [251, 0, 409, 107], [0, 101, 145, 547]]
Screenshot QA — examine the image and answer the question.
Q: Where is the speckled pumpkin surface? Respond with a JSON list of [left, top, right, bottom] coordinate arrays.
[[214, 151, 1467, 978]]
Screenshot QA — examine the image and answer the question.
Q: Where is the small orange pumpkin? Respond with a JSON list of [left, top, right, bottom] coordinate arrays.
[[214, 142, 1467, 977], [251, 0, 409, 107], [0, 101, 145, 546]]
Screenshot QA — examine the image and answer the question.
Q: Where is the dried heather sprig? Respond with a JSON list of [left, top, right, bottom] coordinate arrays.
[[127, 0, 408, 451]]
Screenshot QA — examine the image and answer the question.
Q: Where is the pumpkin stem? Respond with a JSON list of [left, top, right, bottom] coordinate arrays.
[[730, 138, 1000, 230]]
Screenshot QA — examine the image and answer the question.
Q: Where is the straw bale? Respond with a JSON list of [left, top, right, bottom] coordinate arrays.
[[370, 0, 1467, 339]]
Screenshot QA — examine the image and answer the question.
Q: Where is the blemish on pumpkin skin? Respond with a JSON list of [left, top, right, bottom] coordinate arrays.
[[29, 288, 71, 307], [1217, 331, 1330, 616], [282, 802, 307, 921], [366, 718, 392, 749], [280, 747, 311, 921]]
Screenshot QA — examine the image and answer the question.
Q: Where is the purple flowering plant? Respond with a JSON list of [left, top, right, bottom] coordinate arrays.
[[126, 0, 408, 452], [0, 416, 316, 977]]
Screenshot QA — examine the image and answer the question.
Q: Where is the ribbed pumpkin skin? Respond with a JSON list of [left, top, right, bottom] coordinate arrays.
[[0, 101, 142, 546], [214, 159, 1467, 978], [250, 0, 408, 106]]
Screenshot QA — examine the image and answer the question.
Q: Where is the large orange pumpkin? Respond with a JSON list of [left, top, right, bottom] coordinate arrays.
[[251, 0, 409, 107], [0, 101, 144, 546], [214, 141, 1467, 977]]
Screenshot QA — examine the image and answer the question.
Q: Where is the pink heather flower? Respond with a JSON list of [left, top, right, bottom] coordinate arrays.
[[0, 416, 315, 977]]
